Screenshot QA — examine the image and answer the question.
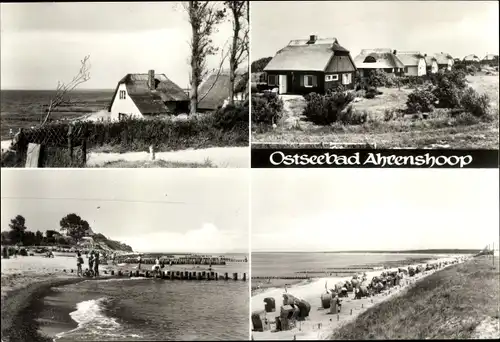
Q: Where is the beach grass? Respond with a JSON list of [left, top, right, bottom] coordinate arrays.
[[330, 256, 499, 339]]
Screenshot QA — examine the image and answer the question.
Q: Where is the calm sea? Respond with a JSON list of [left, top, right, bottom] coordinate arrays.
[[251, 252, 442, 278], [36, 259, 249, 341]]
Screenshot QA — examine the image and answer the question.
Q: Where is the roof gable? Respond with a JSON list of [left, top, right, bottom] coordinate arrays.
[[396, 51, 425, 66], [109, 73, 189, 115], [354, 49, 405, 69], [264, 37, 351, 72], [434, 53, 453, 65], [197, 71, 248, 111]]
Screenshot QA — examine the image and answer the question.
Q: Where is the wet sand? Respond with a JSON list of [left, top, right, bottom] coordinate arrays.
[[1, 255, 120, 342], [251, 256, 469, 340]]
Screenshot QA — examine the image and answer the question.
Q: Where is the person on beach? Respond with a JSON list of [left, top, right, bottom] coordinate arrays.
[[137, 254, 142, 270], [89, 251, 95, 276], [152, 258, 161, 276], [112, 252, 116, 265], [77, 252, 84, 277], [94, 252, 100, 277]]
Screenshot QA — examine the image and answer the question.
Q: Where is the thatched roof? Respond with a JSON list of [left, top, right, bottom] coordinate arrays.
[[197, 70, 248, 111], [264, 37, 350, 72], [396, 51, 425, 67], [424, 55, 438, 65], [464, 54, 480, 62], [483, 54, 498, 61], [434, 52, 453, 65], [354, 49, 404, 69], [109, 73, 188, 115]]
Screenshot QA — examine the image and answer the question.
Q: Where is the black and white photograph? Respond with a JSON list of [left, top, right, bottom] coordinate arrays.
[[251, 169, 499, 340], [1, 169, 249, 341], [251, 1, 499, 149], [1, 1, 249, 168]]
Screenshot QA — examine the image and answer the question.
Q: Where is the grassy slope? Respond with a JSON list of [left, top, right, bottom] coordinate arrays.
[[330, 256, 499, 339], [252, 75, 499, 148]]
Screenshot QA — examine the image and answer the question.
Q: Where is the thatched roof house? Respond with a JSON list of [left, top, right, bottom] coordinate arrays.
[[464, 54, 480, 62], [108, 70, 189, 121], [434, 53, 454, 70], [424, 55, 439, 74], [264, 35, 357, 94], [396, 51, 427, 76], [353, 49, 405, 76], [481, 54, 499, 66], [197, 69, 248, 111]]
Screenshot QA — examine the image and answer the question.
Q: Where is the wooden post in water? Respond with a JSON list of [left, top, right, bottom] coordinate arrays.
[[243, 273, 247, 281], [225, 272, 229, 280], [233, 273, 238, 281]]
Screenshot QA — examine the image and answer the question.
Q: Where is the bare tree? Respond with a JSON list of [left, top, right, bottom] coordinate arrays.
[[183, 1, 226, 115], [198, 39, 231, 104], [225, 1, 249, 105], [41, 55, 91, 126]]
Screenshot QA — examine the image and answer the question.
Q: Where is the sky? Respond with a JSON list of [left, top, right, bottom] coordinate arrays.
[[251, 169, 499, 252], [1, 169, 249, 254], [251, 1, 499, 61], [0, 2, 241, 90]]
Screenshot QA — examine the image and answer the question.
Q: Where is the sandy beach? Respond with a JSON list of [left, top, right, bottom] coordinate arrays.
[[0, 255, 127, 342], [251, 255, 469, 340]]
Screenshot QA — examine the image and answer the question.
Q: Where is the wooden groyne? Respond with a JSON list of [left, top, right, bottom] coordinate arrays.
[[252, 276, 311, 280], [117, 256, 247, 265], [62, 268, 247, 281]]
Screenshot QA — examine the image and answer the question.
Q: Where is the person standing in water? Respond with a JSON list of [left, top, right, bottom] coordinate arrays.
[[137, 254, 142, 270], [94, 252, 100, 277]]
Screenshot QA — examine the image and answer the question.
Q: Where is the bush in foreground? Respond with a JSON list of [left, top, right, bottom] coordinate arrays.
[[406, 88, 437, 114], [251, 93, 284, 126], [460, 87, 490, 118], [303, 90, 356, 125]]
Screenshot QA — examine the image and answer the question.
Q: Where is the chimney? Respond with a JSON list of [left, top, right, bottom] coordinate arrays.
[[148, 70, 155, 90], [308, 35, 317, 44], [424, 53, 427, 57], [393, 50, 397, 55]]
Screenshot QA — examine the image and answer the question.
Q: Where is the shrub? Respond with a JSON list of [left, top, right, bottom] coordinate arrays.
[[213, 100, 249, 130], [432, 78, 462, 109], [460, 87, 490, 118], [251, 93, 284, 126], [455, 112, 480, 126], [337, 107, 368, 125], [303, 90, 355, 125], [383, 108, 397, 121], [19, 247, 27, 256], [366, 69, 394, 88], [406, 89, 437, 114]]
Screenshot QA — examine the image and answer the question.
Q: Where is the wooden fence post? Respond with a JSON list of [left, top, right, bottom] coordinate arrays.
[[67, 124, 74, 163]]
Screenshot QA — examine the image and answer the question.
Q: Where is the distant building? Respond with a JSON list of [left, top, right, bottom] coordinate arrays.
[[353, 49, 405, 77], [463, 54, 480, 63], [434, 53, 454, 71], [264, 35, 357, 94], [108, 70, 189, 121], [481, 54, 498, 66], [197, 70, 248, 111], [397, 51, 427, 76], [424, 54, 439, 74]]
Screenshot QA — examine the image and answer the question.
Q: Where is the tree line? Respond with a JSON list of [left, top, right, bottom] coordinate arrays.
[[1, 213, 92, 247]]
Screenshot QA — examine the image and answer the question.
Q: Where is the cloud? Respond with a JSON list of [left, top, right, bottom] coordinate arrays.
[[117, 223, 246, 253]]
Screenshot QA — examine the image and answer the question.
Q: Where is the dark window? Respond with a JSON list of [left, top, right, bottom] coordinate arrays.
[[119, 90, 126, 100]]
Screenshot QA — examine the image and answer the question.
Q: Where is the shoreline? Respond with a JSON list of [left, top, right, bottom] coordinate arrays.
[[1, 275, 87, 342], [250, 255, 469, 340]]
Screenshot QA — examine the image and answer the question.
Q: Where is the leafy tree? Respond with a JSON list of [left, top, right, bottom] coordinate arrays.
[[35, 231, 44, 245], [59, 213, 90, 243], [182, 1, 226, 114], [225, 1, 249, 104], [1, 231, 11, 245], [8, 215, 27, 244], [251, 57, 272, 73]]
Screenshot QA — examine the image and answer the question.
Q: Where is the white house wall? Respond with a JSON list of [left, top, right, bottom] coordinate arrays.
[[110, 83, 143, 121], [405, 66, 419, 76], [417, 58, 426, 76], [430, 61, 438, 74]]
